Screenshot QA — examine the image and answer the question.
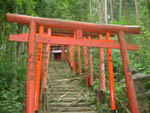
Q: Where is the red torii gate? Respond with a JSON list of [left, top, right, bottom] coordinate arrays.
[[7, 13, 140, 113]]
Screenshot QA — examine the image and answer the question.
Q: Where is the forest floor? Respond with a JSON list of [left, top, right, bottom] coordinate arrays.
[[39, 60, 97, 113]]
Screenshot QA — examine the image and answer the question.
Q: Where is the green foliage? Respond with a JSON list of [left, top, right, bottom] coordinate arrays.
[[112, 16, 128, 25], [0, 50, 27, 113], [0, 0, 150, 112]]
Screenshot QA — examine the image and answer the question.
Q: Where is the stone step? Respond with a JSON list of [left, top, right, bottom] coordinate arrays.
[[49, 77, 73, 80], [51, 86, 76, 89], [49, 80, 74, 83], [49, 72, 70, 74], [46, 61, 96, 113], [52, 95, 78, 99], [49, 87, 78, 91], [50, 83, 75, 87], [50, 96, 78, 99], [51, 111, 96, 113], [50, 94, 78, 98], [49, 73, 71, 76], [49, 69, 70, 72], [49, 83, 75, 87], [51, 88, 79, 92], [50, 79, 76, 81], [49, 79, 73, 82], [49, 74, 71, 76], [50, 97, 86, 102], [50, 107, 93, 112], [49, 80, 72, 83], [50, 102, 91, 107], [51, 92, 78, 95]]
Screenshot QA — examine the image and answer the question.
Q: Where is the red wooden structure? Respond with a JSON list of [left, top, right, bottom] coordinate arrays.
[[7, 13, 140, 113], [51, 46, 63, 61]]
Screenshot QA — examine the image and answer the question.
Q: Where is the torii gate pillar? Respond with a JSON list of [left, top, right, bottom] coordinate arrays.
[[26, 21, 36, 113]]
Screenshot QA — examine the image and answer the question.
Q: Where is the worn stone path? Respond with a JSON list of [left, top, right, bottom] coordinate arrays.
[[42, 61, 96, 113]]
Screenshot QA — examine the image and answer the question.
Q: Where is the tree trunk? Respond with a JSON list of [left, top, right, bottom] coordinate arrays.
[[16, 43, 21, 58], [134, 0, 140, 25], [134, 0, 142, 46], [146, 0, 150, 29], [112, 0, 118, 21], [119, 0, 122, 22], [123, 0, 130, 24], [105, 0, 108, 24], [98, 0, 105, 24], [97, 0, 107, 106], [89, 0, 93, 22], [146, 0, 150, 49], [110, 0, 113, 22]]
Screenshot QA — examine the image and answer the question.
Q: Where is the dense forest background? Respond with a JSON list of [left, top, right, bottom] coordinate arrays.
[[0, 0, 150, 113]]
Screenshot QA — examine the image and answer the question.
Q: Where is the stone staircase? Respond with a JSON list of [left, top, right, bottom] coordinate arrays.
[[46, 61, 96, 113]]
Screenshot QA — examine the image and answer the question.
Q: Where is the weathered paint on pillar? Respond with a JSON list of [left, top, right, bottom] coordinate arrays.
[[73, 30, 78, 75], [88, 36, 93, 86], [118, 31, 139, 113], [35, 26, 44, 111], [76, 29, 82, 75], [68, 46, 71, 66], [64, 46, 67, 62], [71, 46, 77, 74], [84, 45, 89, 87], [77, 46, 82, 75], [61, 45, 65, 61], [106, 32, 116, 112], [72, 46, 75, 71], [99, 35, 106, 90], [66, 46, 69, 63], [74, 46, 78, 75], [26, 21, 36, 113], [41, 28, 51, 94], [73, 31, 78, 75], [69, 46, 73, 69]]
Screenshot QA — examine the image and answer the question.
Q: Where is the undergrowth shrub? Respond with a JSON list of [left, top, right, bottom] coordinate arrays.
[[0, 50, 27, 113]]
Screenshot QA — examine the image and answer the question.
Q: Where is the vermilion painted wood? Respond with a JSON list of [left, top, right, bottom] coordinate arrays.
[[10, 33, 115, 43], [41, 44, 46, 94], [73, 31, 78, 74], [64, 46, 67, 62], [118, 31, 139, 113], [84, 46, 89, 87], [74, 46, 78, 75], [40, 29, 51, 94], [68, 46, 71, 66], [76, 29, 82, 75], [9, 34, 139, 50], [7, 13, 141, 34], [35, 26, 44, 111], [61, 45, 65, 61], [52, 29, 102, 38], [72, 47, 75, 71], [7, 13, 141, 113], [69, 46, 74, 69], [66, 47, 69, 63], [77, 46, 82, 75], [106, 33, 116, 111], [89, 36, 93, 86], [98, 35, 106, 90], [26, 21, 36, 113], [72, 46, 77, 74]]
